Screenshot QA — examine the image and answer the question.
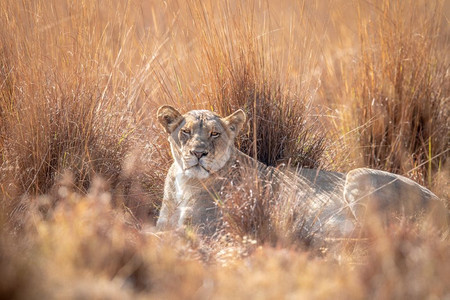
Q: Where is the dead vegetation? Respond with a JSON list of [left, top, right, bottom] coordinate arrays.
[[0, 0, 449, 299]]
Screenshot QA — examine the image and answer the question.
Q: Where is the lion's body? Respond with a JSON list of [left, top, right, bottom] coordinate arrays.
[[156, 106, 447, 236]]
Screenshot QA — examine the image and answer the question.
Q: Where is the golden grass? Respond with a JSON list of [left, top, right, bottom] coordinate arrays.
[[1, 0, 449, 298]]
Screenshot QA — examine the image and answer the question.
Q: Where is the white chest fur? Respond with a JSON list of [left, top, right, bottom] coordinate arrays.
[[173, 163, 187, 203], [173, 163, 196, 226]]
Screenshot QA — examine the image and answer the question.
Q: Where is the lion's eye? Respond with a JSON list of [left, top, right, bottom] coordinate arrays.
[[181, 129, 190, 136], [211, 131, 220, 138]]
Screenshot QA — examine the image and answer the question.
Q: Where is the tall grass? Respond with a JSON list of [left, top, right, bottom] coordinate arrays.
[[0, 0, 168, 224], [187, 1, 329, 168], [0, 0, 449, 298], [352, 0, 449, 186]]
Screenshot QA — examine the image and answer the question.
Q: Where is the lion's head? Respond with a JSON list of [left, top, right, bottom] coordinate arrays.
[[157, 106, 246, 178]]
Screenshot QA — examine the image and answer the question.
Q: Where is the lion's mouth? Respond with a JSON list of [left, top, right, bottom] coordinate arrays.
[[185, 163, 210, 173]]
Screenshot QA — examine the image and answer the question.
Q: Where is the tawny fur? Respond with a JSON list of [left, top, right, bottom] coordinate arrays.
[[156, 106, 447, 236]]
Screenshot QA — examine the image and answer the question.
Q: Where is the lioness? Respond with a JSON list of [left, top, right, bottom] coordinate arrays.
[[156, 106, 447, 237]]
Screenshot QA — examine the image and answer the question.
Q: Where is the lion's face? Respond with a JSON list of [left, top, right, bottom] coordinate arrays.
[[157, 106, 246, 178]]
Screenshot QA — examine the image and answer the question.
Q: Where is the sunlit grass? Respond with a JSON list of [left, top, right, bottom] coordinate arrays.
[[0, 0, 449, 298]]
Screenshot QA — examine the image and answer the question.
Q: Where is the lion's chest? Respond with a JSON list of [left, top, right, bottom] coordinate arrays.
[[170, 166, 192, 226], [171, 164, 220, 226], [174, 167, 186, 203]]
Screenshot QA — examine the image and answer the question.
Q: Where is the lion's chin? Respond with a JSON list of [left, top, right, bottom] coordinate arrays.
[[184, 165, 210, 179]]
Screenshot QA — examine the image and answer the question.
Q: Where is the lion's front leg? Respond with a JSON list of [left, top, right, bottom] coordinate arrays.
[[156, 165, 178, 231]]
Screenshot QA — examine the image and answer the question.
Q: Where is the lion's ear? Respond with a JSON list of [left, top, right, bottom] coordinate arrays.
[[223, 109, 246, 136], [157, 105, 183, 133]]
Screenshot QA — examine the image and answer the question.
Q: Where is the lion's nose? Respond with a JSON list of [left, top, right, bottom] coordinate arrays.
[[191, 150, 208, 159]]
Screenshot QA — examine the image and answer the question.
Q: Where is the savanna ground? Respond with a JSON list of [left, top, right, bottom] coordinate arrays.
[[0, 0, 449, 299]]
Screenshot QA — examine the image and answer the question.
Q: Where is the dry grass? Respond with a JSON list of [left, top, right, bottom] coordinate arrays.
[[353, 1, 449, 186], [0, 0, 449, 299]]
